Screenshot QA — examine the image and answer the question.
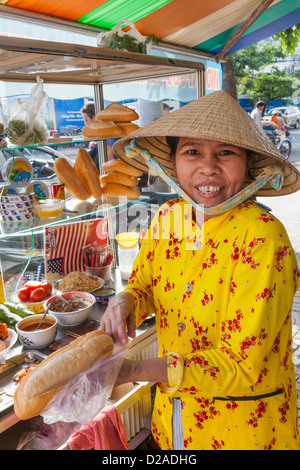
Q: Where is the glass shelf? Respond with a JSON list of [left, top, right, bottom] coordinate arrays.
[[2, 136, 111, 151], [0, 195, 149, 239]]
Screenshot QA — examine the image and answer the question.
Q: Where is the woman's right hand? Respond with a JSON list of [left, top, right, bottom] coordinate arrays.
[[100, 291, 136, 344]]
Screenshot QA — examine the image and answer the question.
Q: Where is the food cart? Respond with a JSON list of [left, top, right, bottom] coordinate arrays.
[[0, 35, 206, 449]]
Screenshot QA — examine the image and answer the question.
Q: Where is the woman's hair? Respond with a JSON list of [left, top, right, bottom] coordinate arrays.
[[166, 136, 180, 157], [166, 136, 254, 181], [81, 102, 95, 119]]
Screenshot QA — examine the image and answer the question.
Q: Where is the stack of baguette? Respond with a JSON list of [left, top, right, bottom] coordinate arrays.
[[100, 159, 143, 199], [82, 102, 139, 139], [54, 148, 102, 201]]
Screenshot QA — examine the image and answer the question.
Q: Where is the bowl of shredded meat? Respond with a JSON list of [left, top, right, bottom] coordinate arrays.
[[44, 291, 96, 327], [54, 271, 104, 294]]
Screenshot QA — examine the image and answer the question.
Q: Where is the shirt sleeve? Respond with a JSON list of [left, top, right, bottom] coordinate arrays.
[[125, 229, 156, 328], [171, 235, 300, 398]]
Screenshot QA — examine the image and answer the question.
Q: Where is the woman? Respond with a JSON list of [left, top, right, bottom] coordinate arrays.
[[100, 91, 300, 450]]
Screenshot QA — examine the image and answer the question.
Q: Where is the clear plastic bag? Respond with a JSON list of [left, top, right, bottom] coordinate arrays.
[[40, 343, 129, 425], [5, 76, 49, 145], [97, 20, 158, 54]]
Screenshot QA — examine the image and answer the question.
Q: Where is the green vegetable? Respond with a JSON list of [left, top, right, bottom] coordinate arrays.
[[0, 304, 22, 329], [3, 302, 33, 318], [103, 32, 158, 54], [4, 119, 48, 145]]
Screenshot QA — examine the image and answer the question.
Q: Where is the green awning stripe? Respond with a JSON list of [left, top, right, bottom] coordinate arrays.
[[78, 0, 173, 29]]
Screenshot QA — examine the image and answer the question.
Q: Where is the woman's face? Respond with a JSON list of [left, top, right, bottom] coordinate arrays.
[[175, 138, 249, 216]]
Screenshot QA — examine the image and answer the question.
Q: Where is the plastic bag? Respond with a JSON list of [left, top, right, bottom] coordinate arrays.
[[40, 343, 129, 425], [97, 20, 158, 54], [5, 76, 49, 145], [17, 418, 80, 450]]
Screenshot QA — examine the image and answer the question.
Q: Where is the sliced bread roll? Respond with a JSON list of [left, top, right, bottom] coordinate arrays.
[[96, 102, 139, 122]]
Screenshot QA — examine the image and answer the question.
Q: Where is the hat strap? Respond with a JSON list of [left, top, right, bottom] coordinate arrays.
[[125, 140, 283, 216]]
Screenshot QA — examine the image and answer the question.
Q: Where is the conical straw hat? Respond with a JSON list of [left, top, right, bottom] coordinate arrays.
[[113, 91, 300, 196]]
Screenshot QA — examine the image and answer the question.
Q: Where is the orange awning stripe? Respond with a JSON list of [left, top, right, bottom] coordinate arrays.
[[5, 0, 108, 21], [6, 0, 236, 37], [133, 0, 235, 39]]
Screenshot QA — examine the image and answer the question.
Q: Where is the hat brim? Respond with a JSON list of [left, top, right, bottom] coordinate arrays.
[[113, 91, 300, 197]]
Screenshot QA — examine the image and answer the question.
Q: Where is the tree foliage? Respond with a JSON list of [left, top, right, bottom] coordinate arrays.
[[246, 69, 295, 106], [230, 42, 284, 79], [274, 24, 300, 55], [230, 36, 299, 106]]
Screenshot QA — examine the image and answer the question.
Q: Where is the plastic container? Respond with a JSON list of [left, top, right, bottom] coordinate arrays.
[[84, 263, 112, 282], [93, 287, 115, 304], [26, 180, 49, 199], [116, 232, 139, 280], [20, 299, 46, 314], [0, 187, 17, 195], [2, 156, 33, 189]]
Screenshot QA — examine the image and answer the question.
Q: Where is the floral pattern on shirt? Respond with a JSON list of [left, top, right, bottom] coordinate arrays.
[[126, 198, 300, 450]]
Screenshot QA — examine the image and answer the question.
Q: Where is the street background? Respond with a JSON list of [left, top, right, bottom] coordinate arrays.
[[258, 127, 300, 264], [256, 127, 300, 422]]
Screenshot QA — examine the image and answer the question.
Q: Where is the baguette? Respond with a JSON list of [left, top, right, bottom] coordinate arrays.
[[100, 171, 138, 188], [54, 157, 91, 201], [82, 120, 123, 138], [101, 158, 143, 177], [74, 148, 102, 199], [14, 331, 114, 420], [101, 183, 140, 199], [96, 103, 139, 122], [117, 122, 139, 136]]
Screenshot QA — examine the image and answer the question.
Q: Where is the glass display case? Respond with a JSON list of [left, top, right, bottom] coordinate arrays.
[[0, 35, 205, 448]]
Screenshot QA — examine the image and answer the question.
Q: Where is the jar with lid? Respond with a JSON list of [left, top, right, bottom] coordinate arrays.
[[116, 232, 139, 280]]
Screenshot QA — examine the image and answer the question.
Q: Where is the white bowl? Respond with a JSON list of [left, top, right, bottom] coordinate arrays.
[[44, 291, 95, 327], [16, 314, 57, 349]]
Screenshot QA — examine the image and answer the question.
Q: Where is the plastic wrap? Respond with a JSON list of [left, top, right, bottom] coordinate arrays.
[[97, 20, 157, 54], [40, 343, 129, 425], [5, 76, 49, 145]]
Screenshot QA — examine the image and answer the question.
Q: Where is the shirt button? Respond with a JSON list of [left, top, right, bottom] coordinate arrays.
[[177, 322, 186, 331], [194, 241, 202, 249], [185, 283, 193, 292]]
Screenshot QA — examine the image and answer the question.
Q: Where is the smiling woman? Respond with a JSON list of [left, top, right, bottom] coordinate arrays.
[[171, 138, 249, 221], [100, 91, 300, 450]]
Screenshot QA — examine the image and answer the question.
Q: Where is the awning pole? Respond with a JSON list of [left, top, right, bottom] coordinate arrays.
[[215, 0, 276, 62]]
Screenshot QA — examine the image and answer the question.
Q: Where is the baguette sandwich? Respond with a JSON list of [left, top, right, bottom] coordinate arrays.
[[14, 331, 114, 420]]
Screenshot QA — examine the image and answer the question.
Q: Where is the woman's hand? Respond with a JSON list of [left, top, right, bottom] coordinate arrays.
[[100, 291, 136, 344]]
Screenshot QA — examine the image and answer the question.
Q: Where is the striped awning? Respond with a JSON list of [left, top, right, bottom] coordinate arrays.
[[1, 0, 299, 56]]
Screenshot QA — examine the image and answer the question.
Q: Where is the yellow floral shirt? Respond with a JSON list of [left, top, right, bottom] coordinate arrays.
[[126, 198, 300, 450]]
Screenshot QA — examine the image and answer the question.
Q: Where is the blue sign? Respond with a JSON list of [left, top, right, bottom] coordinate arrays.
[[51, 97, 86, 133]]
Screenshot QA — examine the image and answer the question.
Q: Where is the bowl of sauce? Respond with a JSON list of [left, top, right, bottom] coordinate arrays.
[[33, 198, 64, 219], [16, 314, 57, 349]]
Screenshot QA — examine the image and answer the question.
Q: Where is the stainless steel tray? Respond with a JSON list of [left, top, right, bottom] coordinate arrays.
[[0, 350, 46, 415]]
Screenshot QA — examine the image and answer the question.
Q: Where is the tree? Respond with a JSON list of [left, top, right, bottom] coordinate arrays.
[[231, 42, 284, 80], [248, 68, 295, 106], [230, 39, 298, 105]]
